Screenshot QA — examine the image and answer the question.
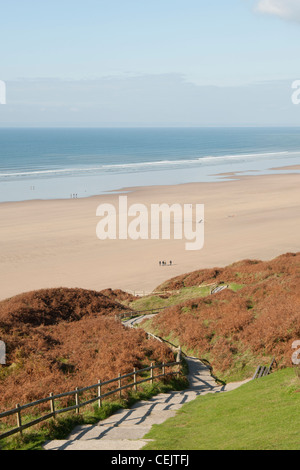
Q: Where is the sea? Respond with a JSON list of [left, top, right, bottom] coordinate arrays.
[[0, 127, 300, 203]]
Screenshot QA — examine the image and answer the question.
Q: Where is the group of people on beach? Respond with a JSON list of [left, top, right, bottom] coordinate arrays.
[[159, 260, 172, 266]]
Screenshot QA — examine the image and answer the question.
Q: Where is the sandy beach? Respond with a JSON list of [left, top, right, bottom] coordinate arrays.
[[0, 170, 300, 302]]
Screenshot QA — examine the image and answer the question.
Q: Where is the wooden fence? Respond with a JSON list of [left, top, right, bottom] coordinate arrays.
[[115, 307, 165, 322], [126, 290, 181, 297], [210, 284, 229, 295], [0, 360, 182, 441], [121, 311, 186, 359], [252, 357, 276, 380]]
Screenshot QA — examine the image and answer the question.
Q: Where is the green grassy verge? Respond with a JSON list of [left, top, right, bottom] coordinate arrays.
[[0, 375, 188, 451], [129, 284, 244, 312], [142, 368, 300, 450]]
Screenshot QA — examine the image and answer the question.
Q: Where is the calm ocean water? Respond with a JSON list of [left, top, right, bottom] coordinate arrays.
[[0, 127, 300, 202]]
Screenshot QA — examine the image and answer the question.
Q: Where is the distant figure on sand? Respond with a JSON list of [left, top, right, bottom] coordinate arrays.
[[160, 260, 172, 266]]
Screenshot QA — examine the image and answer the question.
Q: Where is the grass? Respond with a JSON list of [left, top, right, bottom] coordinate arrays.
[[129, 284, 245, 313], [129, 286, 212, 311], [229, 283, 245, 292], [0, 375, 188, 451], [142, 368, 300, 450]]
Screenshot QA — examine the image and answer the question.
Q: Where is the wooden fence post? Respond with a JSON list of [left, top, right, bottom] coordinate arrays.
[[134, 368, 137, 392], [98, 380, 102, 408], [50, 392, 56, 418], [151, 363, 154, 384], [252, 365, 261, 380], [118, 374, 122, 399], [16, 404, 22, 436], [177, 347, 181, 378], [75, 387, 79, 414], [162, 362, 165, 378]]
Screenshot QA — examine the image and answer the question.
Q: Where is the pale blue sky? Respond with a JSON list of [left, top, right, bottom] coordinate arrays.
[[1, 0, 300, 126]]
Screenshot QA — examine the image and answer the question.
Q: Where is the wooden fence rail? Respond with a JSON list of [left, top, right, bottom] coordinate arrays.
[[252, 357, 276, 380], [0, 360, 182, 441], [115, 308, 166, 322], [210, 284, 229, 295], [126, 290, 181, 297]]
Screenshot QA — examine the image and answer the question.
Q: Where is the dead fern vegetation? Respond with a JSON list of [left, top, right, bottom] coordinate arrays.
[[0, 288, 174, 411], [150, 252, 300, 380], [99, 288, 138, 305], [1, 252, 299, 411]]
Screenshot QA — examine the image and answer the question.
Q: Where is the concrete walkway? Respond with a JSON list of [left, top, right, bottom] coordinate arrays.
[[43, 356, 249, 451]]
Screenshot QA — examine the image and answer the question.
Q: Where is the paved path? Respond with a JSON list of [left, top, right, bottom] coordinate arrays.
[[43, 355, 249, 450]]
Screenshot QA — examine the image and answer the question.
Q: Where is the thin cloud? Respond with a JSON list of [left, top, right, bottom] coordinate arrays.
[[255, 0, 300, 22]]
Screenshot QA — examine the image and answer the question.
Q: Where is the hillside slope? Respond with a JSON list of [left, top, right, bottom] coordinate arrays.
[[0, 287, 129, 327], [0, 288, 174, 410], [146, 252, 300, 381]]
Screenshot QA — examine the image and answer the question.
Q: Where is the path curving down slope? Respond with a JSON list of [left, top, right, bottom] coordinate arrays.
[[43, 314, 249, 450]]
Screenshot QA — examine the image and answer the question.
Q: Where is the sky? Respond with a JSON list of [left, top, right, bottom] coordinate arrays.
[[0, 0, 300, 126]]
